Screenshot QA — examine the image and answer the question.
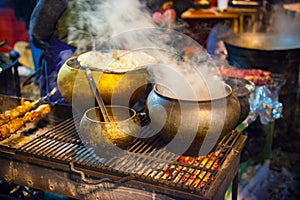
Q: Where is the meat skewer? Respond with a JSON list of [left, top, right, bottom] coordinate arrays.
[[0, 104, 51, 141], [216, 67, 272, 86], [0, 98, 34, 126], [0, 88, 57, 126]]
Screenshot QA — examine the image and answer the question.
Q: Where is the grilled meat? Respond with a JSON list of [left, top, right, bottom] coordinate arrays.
[[0, 98, 34, 126], [216, 67, 272, 86], [0, 104, 51, 141]]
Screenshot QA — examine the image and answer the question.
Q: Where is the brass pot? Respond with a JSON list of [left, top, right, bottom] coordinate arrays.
[[79, 105, 141, 157], [146, 84, 241, 156], [57, 54, 149, 107]]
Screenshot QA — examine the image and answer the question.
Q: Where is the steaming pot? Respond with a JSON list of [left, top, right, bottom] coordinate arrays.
[[57, 53, 149, 108], [145, 84, 241, 156]]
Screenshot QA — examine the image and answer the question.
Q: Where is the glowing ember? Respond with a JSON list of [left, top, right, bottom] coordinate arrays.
[[153, 150, 225, 190]]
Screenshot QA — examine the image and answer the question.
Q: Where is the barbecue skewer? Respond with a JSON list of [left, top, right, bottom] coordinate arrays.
[[32, 87, 58, 105], [0, 104, 51, 141], [0, 88, 57, 126], [0, 98, 34, 126]]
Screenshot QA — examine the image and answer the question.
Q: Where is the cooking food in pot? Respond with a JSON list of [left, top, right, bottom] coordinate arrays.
[[57, 50, 151, 107], [146, 83, 241, 156], [77, 50, 156, 73], [0, 104, 51, 141]]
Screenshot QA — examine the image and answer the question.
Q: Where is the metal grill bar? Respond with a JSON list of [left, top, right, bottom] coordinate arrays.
[[18, 118, 84, 163], [15, 115, 243, 197], [56, 143, 79, 161]]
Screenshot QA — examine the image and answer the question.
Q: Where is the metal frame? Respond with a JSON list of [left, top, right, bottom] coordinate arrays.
[[0, 98, 247, 199]]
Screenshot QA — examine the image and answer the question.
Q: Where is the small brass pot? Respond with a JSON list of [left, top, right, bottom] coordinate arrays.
[[79, 105, 141, 157]]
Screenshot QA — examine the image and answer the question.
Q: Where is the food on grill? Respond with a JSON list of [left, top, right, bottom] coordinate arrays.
[[0, 98, 34, 126], [0, 104, 51, 141], [216, 67, 272, 86]]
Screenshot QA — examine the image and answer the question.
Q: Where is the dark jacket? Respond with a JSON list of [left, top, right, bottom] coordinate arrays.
[[29, 0, 69, 49]]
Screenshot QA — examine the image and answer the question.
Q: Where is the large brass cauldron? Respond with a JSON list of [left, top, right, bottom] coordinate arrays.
[[146, 84, 241, 156], [57, 54, 148, 107]]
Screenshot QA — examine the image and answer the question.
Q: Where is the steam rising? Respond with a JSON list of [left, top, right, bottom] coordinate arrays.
[[62, 0, 226, 100], [271, 5, 300, 35], [57, 0, 155, 52]]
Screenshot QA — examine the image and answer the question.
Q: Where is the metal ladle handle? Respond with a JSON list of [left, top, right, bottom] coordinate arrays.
[[84, 67, 111, 122]]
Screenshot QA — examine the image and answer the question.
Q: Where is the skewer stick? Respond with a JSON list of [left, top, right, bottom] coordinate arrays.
[[33, 87, 58, 105]]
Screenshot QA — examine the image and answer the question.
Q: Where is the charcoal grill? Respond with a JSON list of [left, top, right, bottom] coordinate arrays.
[[0, 94, 247, 200]]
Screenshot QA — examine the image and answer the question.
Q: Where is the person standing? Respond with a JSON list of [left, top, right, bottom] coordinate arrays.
[[29, 0, 74, 102]]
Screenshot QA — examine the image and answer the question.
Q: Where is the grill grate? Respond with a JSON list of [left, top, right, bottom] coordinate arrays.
[[16, 114, 243, 197]]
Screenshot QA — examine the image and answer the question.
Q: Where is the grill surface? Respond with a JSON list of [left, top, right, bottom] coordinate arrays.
[[0, 95, 247, 200]]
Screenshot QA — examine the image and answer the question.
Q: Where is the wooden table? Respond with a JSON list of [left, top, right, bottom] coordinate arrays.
[[225, 7, 259, 32], [180, 7, 259, 47], [283, 3, 300, 13], [181, 7, 258, 33]]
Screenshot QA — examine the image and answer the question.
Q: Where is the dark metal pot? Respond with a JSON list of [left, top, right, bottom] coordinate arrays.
[[146, 84, 241, 156], [221, 32, 300, 134], [221, 32, 300, 73], [221, 32, 300, 88], [222, 32, 300, 51]]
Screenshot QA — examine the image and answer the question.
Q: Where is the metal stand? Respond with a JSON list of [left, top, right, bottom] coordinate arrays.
[[232, 172, 239, 200]]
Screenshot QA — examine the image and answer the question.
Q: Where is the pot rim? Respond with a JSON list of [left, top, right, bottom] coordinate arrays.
[[222, 76, 256, 97], [65, 56, 148, 74], [83, 105, 137, 124], [153, 83, 233, 102], [221, 32, 300, 51]]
